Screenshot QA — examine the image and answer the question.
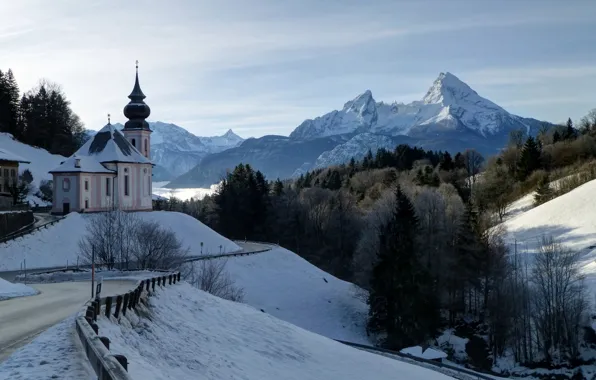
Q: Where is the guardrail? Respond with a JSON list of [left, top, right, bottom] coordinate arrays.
[[0, 215, 64, 244], [335, 340, 502, 380], [76, 272, 181, 380]]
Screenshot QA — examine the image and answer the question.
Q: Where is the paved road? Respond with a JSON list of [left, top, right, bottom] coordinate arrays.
[[0, 280, 136, 362]]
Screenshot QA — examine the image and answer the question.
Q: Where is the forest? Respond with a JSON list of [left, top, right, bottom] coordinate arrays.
[[156, 109, 596, 373], [0, 68, 87, 156]]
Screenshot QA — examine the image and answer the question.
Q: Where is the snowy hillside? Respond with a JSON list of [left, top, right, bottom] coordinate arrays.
[[498, 179, 596, 289], [195, 247, 369, 344], [0, 133, 64, 189], [0, 211, 240, 271], [97, 283, 452, 380], [290, 72, 544, 141]]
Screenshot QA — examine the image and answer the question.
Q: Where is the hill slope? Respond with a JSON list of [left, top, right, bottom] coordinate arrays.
[[97, 283, 452, 380], [0, 211, 240, 271], [0, 133, 65, 189], [193, 247, 369, 344]]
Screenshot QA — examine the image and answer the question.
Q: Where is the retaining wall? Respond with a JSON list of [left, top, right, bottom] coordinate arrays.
[[0, 210, 33, 238]]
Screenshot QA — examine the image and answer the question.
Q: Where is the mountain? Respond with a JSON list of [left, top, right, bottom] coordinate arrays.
[[167, 72, 553, 188], [109, 122, 244, 181], [167, 135, 348, 188], [292, 72, 545, 141]]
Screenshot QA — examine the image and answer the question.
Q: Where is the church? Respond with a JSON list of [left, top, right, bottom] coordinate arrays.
[[50, 65, 153, 214]]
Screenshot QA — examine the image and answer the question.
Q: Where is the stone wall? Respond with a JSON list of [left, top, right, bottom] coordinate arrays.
[[0, 210, 33, 238]]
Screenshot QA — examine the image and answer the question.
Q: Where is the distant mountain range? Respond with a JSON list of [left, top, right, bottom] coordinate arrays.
[[166, 72, 552, 188], [105, 122, 243, 181]]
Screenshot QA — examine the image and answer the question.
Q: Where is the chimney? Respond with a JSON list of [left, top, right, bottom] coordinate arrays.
[[75, 158, 81, 168]]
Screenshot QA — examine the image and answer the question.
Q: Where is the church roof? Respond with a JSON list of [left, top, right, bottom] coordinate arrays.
[[50, 123, 151, 173], [0, 148, 30, 163]]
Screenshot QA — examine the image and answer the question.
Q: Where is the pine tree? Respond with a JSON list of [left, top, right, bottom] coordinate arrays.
[[367, 185, 440, 349], [273, 178, 284, 196], [564, 118, 576, 141], [517, 136, 541, 180], [533, 174, 552, 206]]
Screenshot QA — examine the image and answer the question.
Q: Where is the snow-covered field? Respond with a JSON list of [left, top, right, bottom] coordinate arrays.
[[190, 247, 369, 344], [152, 181, 218, 201], [0, 316, 94, 380], [0, 211, 240, 271], [0, 278, 38, 301], [97, 282, 452, 380]]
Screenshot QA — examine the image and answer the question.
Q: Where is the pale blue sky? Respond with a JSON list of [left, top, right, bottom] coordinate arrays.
[[2, 0, 596, 138]]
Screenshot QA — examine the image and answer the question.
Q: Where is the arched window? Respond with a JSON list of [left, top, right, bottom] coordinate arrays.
[[62, 178, 71, 191], [131, 138, 136, 147], [144, 139, 148, 155]]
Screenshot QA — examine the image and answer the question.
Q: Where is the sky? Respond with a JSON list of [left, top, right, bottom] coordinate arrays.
[[2, 0, 596, 138]]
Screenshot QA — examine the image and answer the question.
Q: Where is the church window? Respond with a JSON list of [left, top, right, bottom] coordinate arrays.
[[63, 178, 70, 191], [85, 199, 89, 209], [124, 175, 129, 196], [84, 180, 89, 191], [106, 178, 111, 196], [144, 139, 148, 154], [131, 138, 136, 147], [10, 169, 15, 177]]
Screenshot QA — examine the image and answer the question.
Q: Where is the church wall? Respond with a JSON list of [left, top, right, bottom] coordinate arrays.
[[52, 174, 80, 214]]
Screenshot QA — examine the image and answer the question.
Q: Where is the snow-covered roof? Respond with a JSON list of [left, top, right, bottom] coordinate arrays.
[[0, 147, 30, 163], [49, 155, 115, 174], [400, 346, 448, 360], [49, 123, 151, 173]]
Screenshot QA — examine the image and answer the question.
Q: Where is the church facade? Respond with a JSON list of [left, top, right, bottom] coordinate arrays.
[[50, 66, 154, 214]]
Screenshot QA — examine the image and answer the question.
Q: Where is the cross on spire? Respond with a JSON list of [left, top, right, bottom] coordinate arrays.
[[108, 113, 111, 124], [136, 60, 139, 72]]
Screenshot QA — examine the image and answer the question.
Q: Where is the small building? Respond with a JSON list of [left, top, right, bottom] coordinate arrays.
[[49, 65, 154, 214], [0, 148, 30, 206]]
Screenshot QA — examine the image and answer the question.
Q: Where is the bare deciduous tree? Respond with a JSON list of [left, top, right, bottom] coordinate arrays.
[[132, 220, 189, 270], [463, 149, 485, 187], [184, 259, 244, 302]]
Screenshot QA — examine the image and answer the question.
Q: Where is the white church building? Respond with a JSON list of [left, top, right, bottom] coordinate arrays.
[[50, 66, 153, 214]]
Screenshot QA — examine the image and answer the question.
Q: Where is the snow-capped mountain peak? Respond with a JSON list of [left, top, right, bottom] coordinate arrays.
[[222, 129, 241, 140]]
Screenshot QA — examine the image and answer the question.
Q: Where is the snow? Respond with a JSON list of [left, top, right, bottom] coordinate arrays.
[[0, 148, 29, 163], [192, 246, 369, 344], [152, 181, 218, 201], [0, 133, 65, 189], [437, 329, 469, 363], [96, 282, 453, 380], [497, 178, 596, 293], [0, 211, 240, 271], [49, 154, 115, 174], [0, 278, 38, 301], [314, 133, 397, 169], [401, 346, 448, 360], [0, 316, 94, 380]]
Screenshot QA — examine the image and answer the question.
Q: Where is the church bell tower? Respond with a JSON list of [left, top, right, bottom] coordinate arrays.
[[122, 61, 152, 159]]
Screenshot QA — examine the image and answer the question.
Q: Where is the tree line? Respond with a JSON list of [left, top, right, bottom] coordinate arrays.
[[0, 68, 87, 156]]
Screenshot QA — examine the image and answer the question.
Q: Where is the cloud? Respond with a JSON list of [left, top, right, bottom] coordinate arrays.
[[464, 66, 596, 86]]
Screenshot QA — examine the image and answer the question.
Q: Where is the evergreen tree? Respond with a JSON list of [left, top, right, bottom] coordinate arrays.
[[533, 174, 553, 206], [273, 178, 284, 196], [367, 185, 440, 349], [517, 136, 541, 180], [325, 170, 342, 190], [564, 118, 576, 141], [439, 151, 454, 171]]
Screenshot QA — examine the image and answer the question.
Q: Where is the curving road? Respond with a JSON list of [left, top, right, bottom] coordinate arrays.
[[0, 280, 135, 362]]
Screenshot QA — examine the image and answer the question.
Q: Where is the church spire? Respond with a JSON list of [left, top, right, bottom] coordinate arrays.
[[123, 60, 151, 130]]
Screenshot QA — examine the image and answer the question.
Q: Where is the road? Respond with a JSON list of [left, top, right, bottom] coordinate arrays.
[[0, 280, 135, 362]]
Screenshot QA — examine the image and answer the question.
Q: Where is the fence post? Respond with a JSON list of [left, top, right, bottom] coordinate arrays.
[[173, 274, 176, 284], [168, 274, 172, 285], [146, 279, 150, 292], [162, 276, 166, 286], [99, 336, 110, 349], [128, 291, 134, 309], [114, 295, 122, 318], [177, 272, 181, 281], [113, 355, 128, 371], [90, 322, 99, 335], [157, 277, 161, 286], [122, 293, 129, 316], [152, 277, 155, 291], [105, 297, 112, 318]]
